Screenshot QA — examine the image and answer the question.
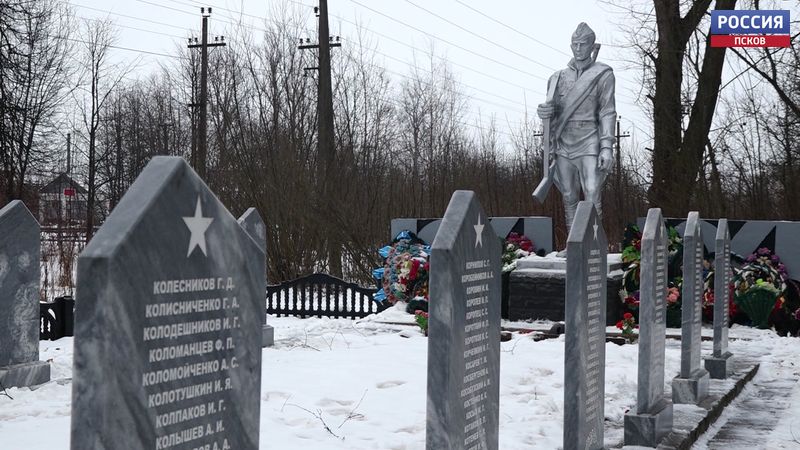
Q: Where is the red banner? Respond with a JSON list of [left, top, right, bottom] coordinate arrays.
[[64, 188, 75, 196], [711, 34, 791, 48]]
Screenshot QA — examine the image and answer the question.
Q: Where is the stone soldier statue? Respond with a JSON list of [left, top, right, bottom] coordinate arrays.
[[535, 22, 616, 239]]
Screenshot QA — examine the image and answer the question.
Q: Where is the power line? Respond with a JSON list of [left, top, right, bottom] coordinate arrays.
[[80, 0, 639, 109], [337, 52, 529, 135], [65, 2, 635, 139], [134, 0, 199, 18], [453, 0, 570, 57], [162, 0, 279, 32], [173, 0, 546, 98], [369, 61, 529, 115], [136, 0, 547, 108], [346, 0, 548, 82], [70, 3, 190, 33], [75, 14, 186, 40], [56, 37, 522, 139], [347, 44, 532, 111], [403, 0, 558, 72], [70, 3, 533, 118], [60, 35, 188, 60]]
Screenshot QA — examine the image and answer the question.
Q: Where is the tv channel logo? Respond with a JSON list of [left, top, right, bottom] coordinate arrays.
[[710, 10, 791, 48]]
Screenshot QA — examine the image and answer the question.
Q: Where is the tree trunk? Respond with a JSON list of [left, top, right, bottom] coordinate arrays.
[[648, 0, 734, 216]]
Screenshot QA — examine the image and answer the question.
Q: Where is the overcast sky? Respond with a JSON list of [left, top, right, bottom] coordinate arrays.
[[69, 0, 797, 152]]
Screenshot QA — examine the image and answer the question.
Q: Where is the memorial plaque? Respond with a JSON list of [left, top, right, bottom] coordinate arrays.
[[672, 211, 709, 404], [704, 218, 733, 379], [426, 190, 501, 450], [0, 200, 50, 388], [564, 201, 606, 450], [71, 157, 263, 450], [624, 208, 672, 447], [237, 207, 273, 348]]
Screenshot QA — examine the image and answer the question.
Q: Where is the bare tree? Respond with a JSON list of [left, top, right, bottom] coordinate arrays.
[[729, 0, 800, 117], [0, 0, 75, 202], [75, 17, 132, 240]]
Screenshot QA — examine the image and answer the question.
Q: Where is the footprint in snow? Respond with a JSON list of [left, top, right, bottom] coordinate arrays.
[[316, 397, 353, 407], [376, 380, 406, 389]]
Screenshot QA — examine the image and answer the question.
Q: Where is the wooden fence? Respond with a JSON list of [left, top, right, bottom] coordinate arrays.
[[267, 273, 390, 319]]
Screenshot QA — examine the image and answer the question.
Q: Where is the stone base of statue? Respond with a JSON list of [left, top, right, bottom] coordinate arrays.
[[263, 324, 275, 348], [0, 360, 50, 389], [672, 369, 710, 404], [624, 398, 673, 447], [508, 253, 623, 324], [704, 351, 733, 379]]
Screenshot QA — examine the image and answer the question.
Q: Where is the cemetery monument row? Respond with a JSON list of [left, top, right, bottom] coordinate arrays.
[[704, 218, 734, 379], [0, 200, 51, 388], [624, 208, 673, 447], [70, 157, 264, 450], [564, 201, 607, 450], [427, 190, 501, 450], [534, 22, 616, 239], [672, 211, 710, 404]]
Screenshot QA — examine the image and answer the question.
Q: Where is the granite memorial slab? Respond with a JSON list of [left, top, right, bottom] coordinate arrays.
[[427, 190, 501, 450], [238, 207, 274, 348], [672, 211, 709, 404], [0, 200, 50, 388], [704, 218, 733, 379], [624, 208, 673, 447], [564, 201, 606, 450], [70, 157, 264, 450]]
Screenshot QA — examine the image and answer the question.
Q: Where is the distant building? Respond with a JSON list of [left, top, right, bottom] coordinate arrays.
[[38, 174, 88, 226]]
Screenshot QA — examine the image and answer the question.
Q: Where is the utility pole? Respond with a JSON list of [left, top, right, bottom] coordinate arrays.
[[66, 132, 71, 174], [160, 123, 171, 155], [298, 0, 343, 276], [188, 7, 225, 180], [615, 116, 631, 235], [65, 132, 72, 227], [298, 2, 341, 168]]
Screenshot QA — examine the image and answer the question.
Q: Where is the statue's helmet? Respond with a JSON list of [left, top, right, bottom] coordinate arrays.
[[571, 22, 596, 44]]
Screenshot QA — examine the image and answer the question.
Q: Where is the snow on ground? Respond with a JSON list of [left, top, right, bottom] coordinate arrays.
[[1, 317, 799, 449]]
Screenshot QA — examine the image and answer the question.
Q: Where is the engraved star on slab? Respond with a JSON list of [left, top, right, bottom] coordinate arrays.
[[474, 214, 485, 248], [183, 196, 214, 257], [593, 219, 599, 241]]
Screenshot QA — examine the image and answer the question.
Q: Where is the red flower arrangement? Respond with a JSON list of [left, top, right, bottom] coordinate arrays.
[[616, 312, 638, 341], [415, 310, 429, 335]]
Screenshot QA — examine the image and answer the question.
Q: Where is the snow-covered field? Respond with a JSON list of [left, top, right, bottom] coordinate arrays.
[[2, 310, 799, 449]]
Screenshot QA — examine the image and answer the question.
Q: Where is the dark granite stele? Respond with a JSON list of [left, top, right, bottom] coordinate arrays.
[[704, 219, 733, 380], [237, 207, 274, 348], [427, 190, 501, 450], [507, 268, 623, 325], [672, 212, 710, 405], [70, 157, 264, 450], [0, 200, 50, 389], [563, 201, 607, 450], [624, 208, 673, 447]]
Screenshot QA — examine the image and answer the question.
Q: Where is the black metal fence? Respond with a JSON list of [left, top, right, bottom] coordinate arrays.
[[267, 273, 390, 319], [40, 296, 75, 340], [37, 275, 386, 340]]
